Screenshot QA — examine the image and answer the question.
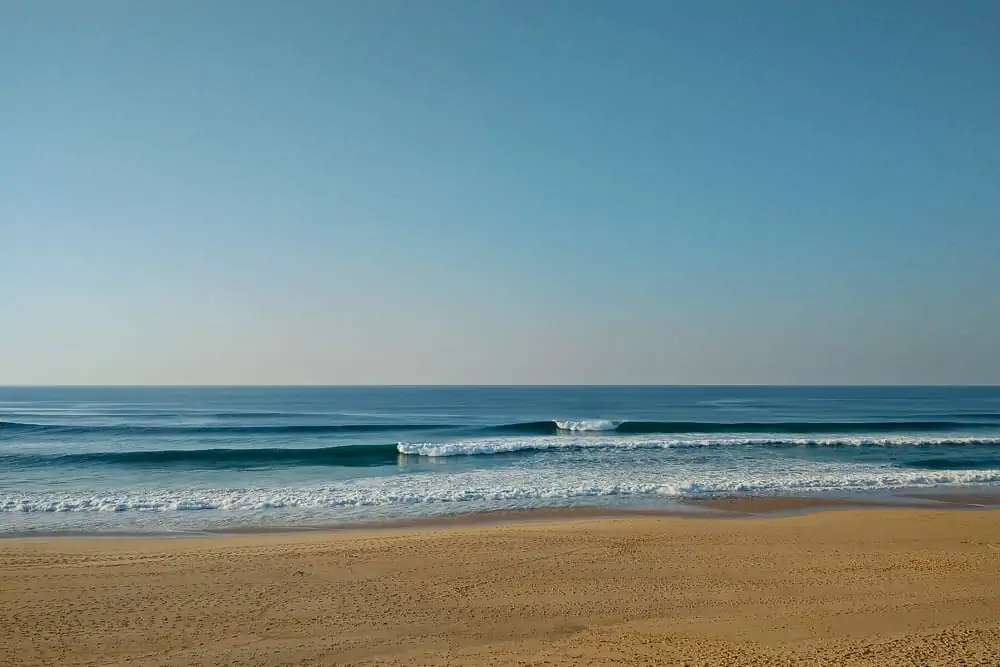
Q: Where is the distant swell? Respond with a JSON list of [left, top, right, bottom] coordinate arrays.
[[941, 413, 1000, 420], [0, 421, 448, 436], [1, 418, 989, 438], [614, 420, 967, 434]]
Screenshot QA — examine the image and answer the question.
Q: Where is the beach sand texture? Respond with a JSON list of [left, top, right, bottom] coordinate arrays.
[[3, 508, 999, 666]]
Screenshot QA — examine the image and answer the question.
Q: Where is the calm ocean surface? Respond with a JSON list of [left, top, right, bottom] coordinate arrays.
[[3, 386, 1000, 533]]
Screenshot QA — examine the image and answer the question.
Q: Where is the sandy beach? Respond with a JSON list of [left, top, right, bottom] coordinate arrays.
[[3, 507, 999, 666]]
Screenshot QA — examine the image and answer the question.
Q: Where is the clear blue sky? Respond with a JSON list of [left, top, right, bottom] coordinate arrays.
[[2, 0, 998, 385]]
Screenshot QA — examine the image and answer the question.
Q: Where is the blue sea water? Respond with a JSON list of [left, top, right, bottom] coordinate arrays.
[[2, 386, 1000, 533]]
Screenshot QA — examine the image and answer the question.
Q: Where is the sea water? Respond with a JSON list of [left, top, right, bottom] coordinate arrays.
[[2, 386, 999, 533]]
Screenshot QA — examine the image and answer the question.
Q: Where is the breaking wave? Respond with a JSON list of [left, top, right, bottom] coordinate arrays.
[[4, 468, 1000, 514], [397, 435, 1000, 457], [6, 436, 1000, 470]]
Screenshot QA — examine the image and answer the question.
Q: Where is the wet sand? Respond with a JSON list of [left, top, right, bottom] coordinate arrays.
[[3, 507, 1000, 666], [902, 490, 1000, 507], [691, 495, 889, 514]]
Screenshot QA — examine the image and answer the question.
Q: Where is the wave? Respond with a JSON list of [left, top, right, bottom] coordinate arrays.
[[4, 468, 1000, 514], [7, 435, 1000, 470], [486, 420, 620, 434], [4, 418, 993, 439], [0, 421, 449, 437], [554, 419, 619, 431], [614, 420, 971, 434], [485, 419, 983, 436], [398, 435, 1000, 457], [903, 457, 1000, 471], [940, 412, 1000, 420], [0, 410, 316, 420], [0, 444, 404, 469]]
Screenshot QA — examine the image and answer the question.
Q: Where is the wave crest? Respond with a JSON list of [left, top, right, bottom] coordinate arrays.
[[553, 419, 619, 431], [397, 435, 1000, 457], [488, 419, 982, 436]]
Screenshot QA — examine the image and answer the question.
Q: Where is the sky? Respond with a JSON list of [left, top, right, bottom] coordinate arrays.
[[2, 0, 999, 385]]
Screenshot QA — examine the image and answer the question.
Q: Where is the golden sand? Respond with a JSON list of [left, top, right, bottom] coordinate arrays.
[[3, 508, 999, 666]]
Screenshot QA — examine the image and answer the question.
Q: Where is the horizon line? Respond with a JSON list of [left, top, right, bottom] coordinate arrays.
[[2, 384, 999, 389]]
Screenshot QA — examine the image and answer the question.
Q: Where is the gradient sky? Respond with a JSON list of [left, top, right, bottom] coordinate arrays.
[[3, 0, 999, 385]]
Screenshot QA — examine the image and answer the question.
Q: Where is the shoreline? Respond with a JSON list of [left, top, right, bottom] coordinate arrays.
[[5, 488, 1000, 540]]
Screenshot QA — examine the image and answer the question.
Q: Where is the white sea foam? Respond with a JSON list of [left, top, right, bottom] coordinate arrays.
[[3, 466, 1000, 516], [397, 435, 1000, 457], [553, 419, 619, 432]]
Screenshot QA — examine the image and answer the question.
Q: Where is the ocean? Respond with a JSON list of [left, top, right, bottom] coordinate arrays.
[[2, 386, 1000, 533]]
